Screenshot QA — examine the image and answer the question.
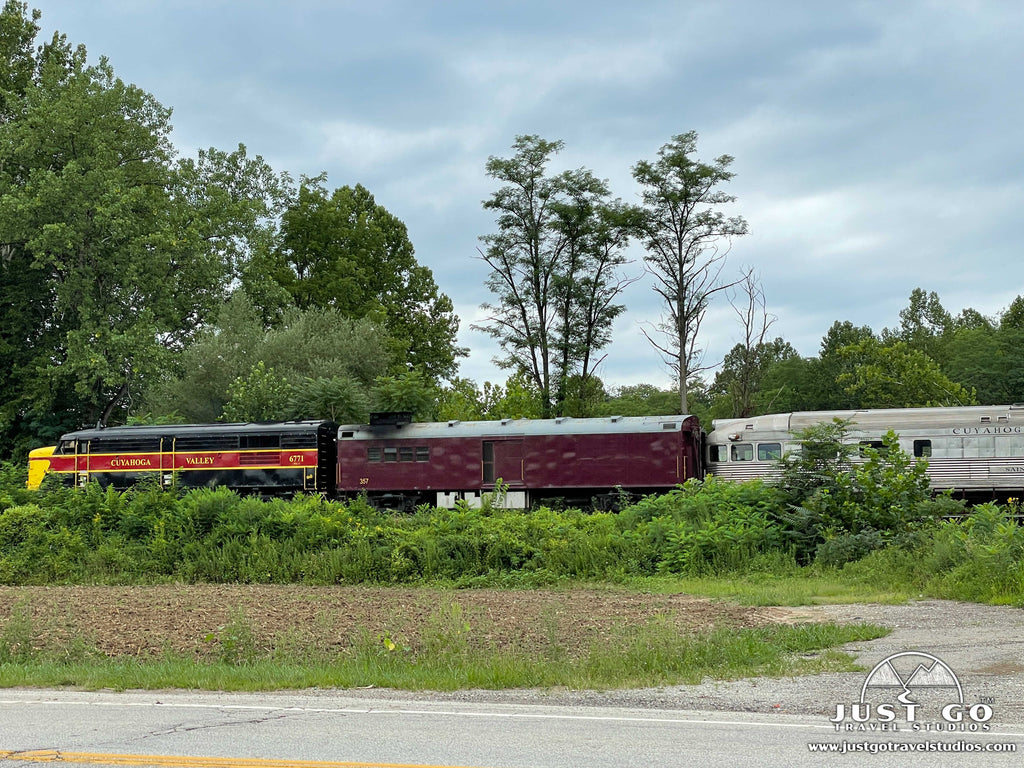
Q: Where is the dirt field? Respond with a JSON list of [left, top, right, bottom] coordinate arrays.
[[0, 585, 801, 660]]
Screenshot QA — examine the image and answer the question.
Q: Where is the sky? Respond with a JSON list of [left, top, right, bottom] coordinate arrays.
[[25, 0, 1024, 392]]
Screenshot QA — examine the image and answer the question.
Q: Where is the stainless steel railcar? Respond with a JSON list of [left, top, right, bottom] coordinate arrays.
[[706, 404, 1024, 498]]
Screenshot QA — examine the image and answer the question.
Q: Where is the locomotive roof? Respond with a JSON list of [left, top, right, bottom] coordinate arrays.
[[337, 415, 697, 441], [708, 404, 1024, 440], [60, 420, 333, 441]]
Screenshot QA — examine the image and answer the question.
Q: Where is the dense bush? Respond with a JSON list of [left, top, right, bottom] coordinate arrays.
[[774, 424, 949, 564], [2, 457, 1022, 605]]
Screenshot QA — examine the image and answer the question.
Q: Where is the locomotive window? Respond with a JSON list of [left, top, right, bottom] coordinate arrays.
[[57, 440, 77, 455], [730, 443, 753, 462], [416, 446, 429, 462], [399, 447, 415, 462], [708, 445, 726, 462], [384, 447, 398, 463], [914, 439, 932, 458], [367, 447, 382, 463], [757, 443, 782, 461], [240, 434, 280, 449]]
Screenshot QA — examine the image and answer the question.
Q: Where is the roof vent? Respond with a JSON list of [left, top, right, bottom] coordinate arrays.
[[369, 411, 412, 427]]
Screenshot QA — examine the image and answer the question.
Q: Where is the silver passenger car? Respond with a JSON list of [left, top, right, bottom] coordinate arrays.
[[706, 405, 1024, 498]]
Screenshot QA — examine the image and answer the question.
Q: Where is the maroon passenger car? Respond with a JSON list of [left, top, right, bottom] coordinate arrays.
[[335, 415, 702, 509]]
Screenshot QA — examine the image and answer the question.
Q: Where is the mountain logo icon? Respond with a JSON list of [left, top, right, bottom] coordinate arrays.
[[860, 651, 964, 705]]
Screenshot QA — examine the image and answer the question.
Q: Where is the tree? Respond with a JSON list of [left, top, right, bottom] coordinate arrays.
[[597, 383, 681, 417], [881, 288, 952, 364], [222, 362, 293, 423], [436, 372, 543, 422], [372, 368, 438, 421], [709, 273, 798, 418], [632, 132, 749, 414], [474, 135, 637, 418], [944, 296, 1024, 404], [0, 15, 206, 437], [142, 295, 395, 423], [836, 338, 976, 408], [173, 144, 296, 328], [271, 180, 464, 382]]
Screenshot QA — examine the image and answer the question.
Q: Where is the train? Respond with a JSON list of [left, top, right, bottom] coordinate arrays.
[[25, 404, 1024, 507]]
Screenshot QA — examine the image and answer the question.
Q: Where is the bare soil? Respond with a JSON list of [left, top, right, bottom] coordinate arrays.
[[0, 585, 797, 660]]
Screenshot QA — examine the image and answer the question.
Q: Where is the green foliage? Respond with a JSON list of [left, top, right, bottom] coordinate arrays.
[[144, 297, 394, 422], [372, 368, 438, 421], [289, 376, 370, 423], [621, 477, 783, 575], [435, 372, 543, 422], [271, 180, 464, 382], [4, 455, 1022, 606], [222, 361, 294, 422], [836, 338, 976, 408], [775, 423, 938, 564]]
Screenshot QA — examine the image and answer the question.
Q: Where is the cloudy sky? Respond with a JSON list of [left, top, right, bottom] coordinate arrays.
[[27, 0, 1024, 391]]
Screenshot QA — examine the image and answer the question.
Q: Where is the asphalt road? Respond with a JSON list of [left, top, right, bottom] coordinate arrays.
[[0, 686, 1020, 768]]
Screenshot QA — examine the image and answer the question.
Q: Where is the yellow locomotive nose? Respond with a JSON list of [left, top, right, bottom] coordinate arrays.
[[27, 446, 56, 490]]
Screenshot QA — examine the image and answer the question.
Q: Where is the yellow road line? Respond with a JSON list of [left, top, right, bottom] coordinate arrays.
[[0, 752, 491, 768]]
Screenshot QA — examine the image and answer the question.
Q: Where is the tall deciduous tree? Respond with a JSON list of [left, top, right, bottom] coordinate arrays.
[[272, 180, 464, 382], [474, 135, 636, 418], [632, 131, 748, 415], [0, 10, 212, 440]]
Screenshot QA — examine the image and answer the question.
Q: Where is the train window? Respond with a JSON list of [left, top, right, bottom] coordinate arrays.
[[708, 445, 726, 462], [57, 440, 77, 455], [416, 447, 429, 462], [757, 443, 782, 461], [858, 440, 885, 456], [914, 440, 932, 458], [399, 447, 415, 462], [730, 443, 753, 462], [384, 447, 398, 463], [367, 447, 382, 463]]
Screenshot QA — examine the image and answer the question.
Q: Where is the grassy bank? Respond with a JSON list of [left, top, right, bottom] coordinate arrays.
[[0, 588, 887, 691]]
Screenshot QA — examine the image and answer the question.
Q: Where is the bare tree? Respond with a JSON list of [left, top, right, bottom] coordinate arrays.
[[632, 132, 748, 414], [726, 271, 776, 417]]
